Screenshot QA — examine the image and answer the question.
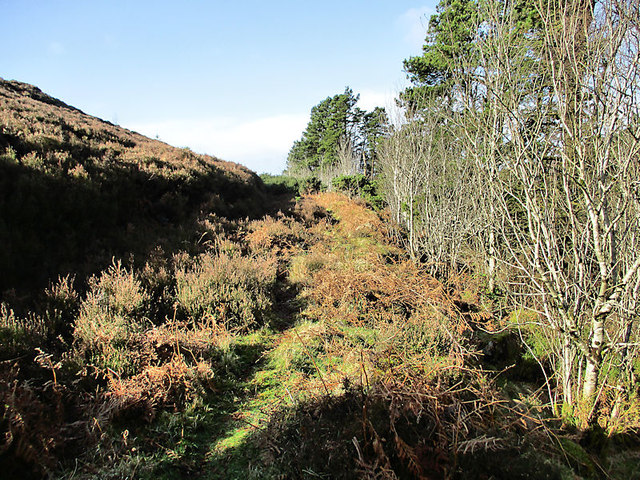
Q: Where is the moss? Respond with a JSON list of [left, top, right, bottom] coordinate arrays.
[[558, 437, 600, 478]]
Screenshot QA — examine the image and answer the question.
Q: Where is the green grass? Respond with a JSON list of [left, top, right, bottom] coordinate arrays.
[[100, 315, 373, 480], [71, 329, 280, 479]]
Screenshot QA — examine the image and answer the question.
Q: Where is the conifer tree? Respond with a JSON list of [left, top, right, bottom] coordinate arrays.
[[286, 88, 388, 181]]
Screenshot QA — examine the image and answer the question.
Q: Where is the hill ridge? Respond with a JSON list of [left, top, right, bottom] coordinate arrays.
[[0, 77, 267, 296], [0, 77, 85, 115]]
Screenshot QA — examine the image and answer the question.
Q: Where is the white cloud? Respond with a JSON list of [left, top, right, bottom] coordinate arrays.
[[127, 114, 308, 174], [396, 6, 434, 52]]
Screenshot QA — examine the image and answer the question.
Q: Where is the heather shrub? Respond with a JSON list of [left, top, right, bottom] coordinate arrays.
[[44, 275, 79, 316], [74, 260, 148, 375], [139, 248, 177, 323], [42, 275, 79, 334], [0, 304, 49, 359], [293, 195, 331, 224], [397, 307, 464, 363], [175, 251, 277, 331]]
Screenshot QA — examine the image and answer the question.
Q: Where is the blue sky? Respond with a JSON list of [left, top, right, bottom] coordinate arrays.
[[1, 1, 436, 173]]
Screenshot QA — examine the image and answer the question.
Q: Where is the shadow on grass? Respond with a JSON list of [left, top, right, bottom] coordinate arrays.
[[0, 156, 267, 302], [107, 336, 275, 480], [190, 381, 640, 480]]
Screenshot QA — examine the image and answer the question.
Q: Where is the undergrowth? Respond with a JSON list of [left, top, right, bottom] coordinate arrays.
[[0, 193, 638, 480]]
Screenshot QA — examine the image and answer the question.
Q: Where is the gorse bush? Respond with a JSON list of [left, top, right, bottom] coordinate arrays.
[[175, 251, 277, 331]]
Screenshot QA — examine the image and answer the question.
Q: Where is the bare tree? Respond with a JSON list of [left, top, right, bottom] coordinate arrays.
[[318, 135, 361, 188], [379, 95, 482, 277], [379, 120, 428, 259], [470, 0, 640, 422]]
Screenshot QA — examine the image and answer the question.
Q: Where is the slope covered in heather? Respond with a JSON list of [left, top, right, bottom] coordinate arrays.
[[0, 78, 268, 297]]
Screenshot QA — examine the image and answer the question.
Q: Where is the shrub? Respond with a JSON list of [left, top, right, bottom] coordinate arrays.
[[105, 355, 215, 421], [293, 196, 331, 225], [331, 174, 368, 197], [42, 275, 79, 335], [175, 252, 277, 331], [298, 176, 323, 195], [246, 215, 307, 255], [0, 304, 49, 360], [331, 174, 385, 210], [259, 173, 299, 194], [73, 260, 148, 375], [507, 308, 554, 363], [44, 275, 78, 316], [138, 248, 178, 323]]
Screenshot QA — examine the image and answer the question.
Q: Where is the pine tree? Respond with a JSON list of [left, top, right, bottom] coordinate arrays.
[[286, 87, 388, 181]]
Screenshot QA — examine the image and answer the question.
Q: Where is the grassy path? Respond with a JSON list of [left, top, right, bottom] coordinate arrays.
[[116, 193, 392, 479]]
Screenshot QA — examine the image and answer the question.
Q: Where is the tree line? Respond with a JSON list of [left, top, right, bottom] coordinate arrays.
[[286, 88, 389, 186], [393, 0, 640, 425]]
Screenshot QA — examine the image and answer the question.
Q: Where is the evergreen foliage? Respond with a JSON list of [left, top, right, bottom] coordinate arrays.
[[402, 0, 478, 106], [287, 87, 361, 174], [401, 0, 543, 110], [331, 174, 384, 210], [286, 87, 389, 183]]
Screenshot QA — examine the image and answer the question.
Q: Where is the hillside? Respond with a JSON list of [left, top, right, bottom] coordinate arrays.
[[0, 78, 267, 297]]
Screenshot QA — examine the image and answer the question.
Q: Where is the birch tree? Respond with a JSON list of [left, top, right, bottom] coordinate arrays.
[[379, 97, 481, 277], [474, 0, 640, 422]]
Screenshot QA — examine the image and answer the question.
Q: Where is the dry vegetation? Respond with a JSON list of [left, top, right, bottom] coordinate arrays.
[[0, 77, 267, 296], [2, 189, 638, 479]]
